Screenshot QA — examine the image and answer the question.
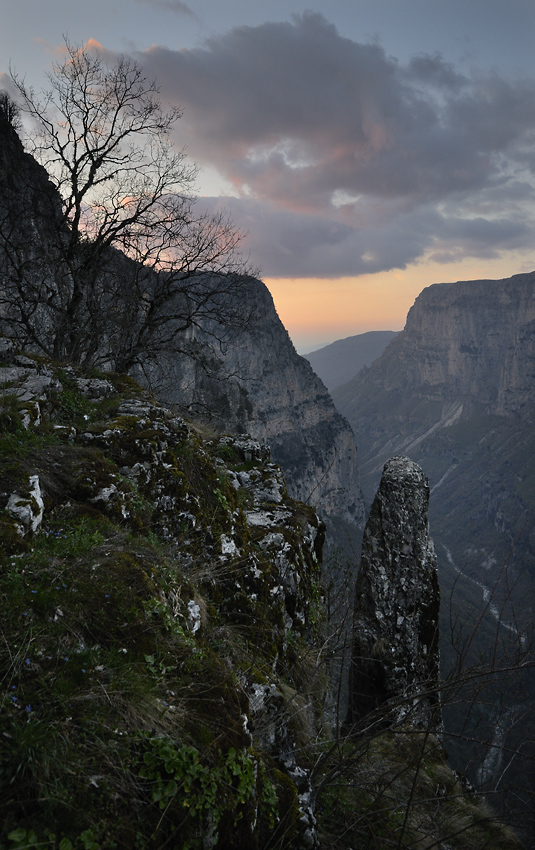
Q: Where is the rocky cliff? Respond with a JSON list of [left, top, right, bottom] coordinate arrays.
[[141, 282, 364, 542], [0, 115, 65, 349], [335, 272, 535, 418]]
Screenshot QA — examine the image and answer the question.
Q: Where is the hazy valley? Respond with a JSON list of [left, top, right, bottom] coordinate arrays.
[[303, 330, 398, 394]]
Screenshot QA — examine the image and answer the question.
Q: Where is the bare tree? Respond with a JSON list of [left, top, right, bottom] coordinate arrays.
[[1, 41, 253, 370]]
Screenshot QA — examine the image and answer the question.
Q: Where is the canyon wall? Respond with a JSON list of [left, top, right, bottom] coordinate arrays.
[[143, 279, 365, 541]]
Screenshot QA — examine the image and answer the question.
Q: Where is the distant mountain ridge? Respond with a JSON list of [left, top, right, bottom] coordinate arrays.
[[303, 330, 398, 393]]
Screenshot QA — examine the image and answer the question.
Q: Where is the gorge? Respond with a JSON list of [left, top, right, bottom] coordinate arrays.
[[332, 272, 535, 819], [0, 101, 531, 847]]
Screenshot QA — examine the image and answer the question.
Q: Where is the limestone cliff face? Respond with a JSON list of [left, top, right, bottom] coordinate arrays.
[[144, 278, 364, 536], [336, 271, 535, 422], [0, 115, 57, 214], [0, 118, 65, 346], [346, 457, 440, 730], [404, 274, 535, 415]]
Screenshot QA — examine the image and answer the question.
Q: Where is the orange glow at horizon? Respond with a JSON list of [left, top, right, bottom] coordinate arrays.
[[34, 37, 105, 59], [265, 254, 535, 353]]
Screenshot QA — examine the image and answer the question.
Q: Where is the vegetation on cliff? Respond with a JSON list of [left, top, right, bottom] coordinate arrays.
[[0, 340, 525, 849], [0, 341, 325, 848]]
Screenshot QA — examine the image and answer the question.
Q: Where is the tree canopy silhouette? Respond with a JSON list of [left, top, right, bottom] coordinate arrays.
[[0, 41, 252, 371]]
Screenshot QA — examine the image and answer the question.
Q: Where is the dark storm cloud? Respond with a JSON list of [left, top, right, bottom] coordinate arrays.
[[405, 54, 468, 91], [197, 196, 530, 278], [139, 12, 535, 277], [130, 0, 195, 16]]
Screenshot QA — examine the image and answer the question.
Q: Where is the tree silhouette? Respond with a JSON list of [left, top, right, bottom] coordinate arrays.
[[1, 41, 252, 370]]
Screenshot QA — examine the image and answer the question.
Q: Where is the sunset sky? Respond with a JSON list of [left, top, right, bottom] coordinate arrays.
[[2, 0, 535, 352]]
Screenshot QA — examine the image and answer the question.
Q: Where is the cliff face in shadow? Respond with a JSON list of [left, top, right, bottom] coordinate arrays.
[[142, 279, 365, 546]]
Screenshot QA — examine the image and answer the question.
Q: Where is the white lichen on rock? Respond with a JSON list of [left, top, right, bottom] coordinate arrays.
[[6, 474, 44, 536]]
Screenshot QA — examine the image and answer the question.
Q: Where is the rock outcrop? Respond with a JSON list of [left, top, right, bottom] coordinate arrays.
[[346, 457, 440, 730], [0, 340, 325, 848]]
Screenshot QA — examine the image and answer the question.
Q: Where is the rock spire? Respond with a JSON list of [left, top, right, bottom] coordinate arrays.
[[346, 456, 440, 730]]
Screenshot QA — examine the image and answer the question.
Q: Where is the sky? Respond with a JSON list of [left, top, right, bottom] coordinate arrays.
[[2, 0, 535, 352]]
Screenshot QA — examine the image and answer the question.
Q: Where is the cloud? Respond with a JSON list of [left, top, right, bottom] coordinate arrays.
[[130, 0, 195, 17], [405, 53, 468, 91], [137, 12, 535, 277], [0, 72, 18, 98], [196, 195, 530, 279]]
